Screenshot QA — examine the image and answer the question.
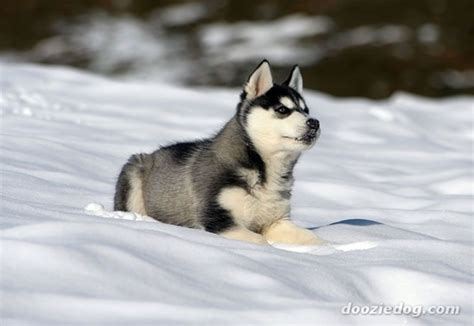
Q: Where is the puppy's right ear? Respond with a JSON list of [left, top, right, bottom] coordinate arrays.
[[244, 60, 273, 99]]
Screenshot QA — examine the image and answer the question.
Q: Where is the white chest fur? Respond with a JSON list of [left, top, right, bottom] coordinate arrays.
[[218, 152, 297, 230]]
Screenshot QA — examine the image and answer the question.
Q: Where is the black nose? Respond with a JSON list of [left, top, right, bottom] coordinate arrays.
[[306, 118, 319, 130]]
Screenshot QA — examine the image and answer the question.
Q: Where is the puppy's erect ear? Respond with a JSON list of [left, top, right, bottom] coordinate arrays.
[[244, 60, 273, 99], [283, 65, 303, 94]]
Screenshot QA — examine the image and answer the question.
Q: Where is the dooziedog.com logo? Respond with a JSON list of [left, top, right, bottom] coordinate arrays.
[[341, 302, 460, 318]]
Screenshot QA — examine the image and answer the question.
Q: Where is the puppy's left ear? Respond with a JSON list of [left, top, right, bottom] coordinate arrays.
[[283, 65, 303, 94], [244, 60, 273, 99]]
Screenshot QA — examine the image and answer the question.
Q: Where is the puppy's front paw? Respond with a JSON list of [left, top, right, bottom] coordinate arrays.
[[263, 220, 326, 246], [300, 234, 326, 246], [295, 230, 326, 246]]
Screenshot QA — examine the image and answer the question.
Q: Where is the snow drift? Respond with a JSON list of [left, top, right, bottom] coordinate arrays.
[[0, 63, 472, 325]]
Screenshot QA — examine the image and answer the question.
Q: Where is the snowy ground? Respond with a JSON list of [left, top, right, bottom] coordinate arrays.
[[1, 63, 473, 325]]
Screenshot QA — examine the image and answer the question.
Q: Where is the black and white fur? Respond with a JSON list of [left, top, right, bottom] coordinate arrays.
[[114, 60, 323, 245]]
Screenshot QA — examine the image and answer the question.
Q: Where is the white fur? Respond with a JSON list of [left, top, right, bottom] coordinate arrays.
[[299, 99, 305, 109], [263, 219, 324, 245], [218, 150, 298, 228], [220, 226, 268, 244], [280, 96, 295, 109], [238, 168, 260, 188], [246, 108, 311, 155], [126, 170, 147, 215], [219, 159, 325, 245]]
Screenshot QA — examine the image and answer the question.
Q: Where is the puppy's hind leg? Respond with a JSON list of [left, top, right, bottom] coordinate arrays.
[[220, 226, 268, 245], [114, 153, 149, 215]]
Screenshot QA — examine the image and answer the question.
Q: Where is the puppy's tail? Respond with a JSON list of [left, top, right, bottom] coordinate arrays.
[[114, 153, 152, 215]]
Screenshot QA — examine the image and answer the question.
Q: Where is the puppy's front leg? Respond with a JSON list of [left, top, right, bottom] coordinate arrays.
[[262, 219, 324, 245], [220, 226, 268, 245]]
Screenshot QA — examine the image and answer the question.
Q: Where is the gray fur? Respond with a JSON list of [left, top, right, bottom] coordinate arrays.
[[114, 60, 320, 236]]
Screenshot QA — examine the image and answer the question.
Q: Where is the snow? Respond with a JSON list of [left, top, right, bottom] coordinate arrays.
[[437, 70, 474, 90], [6, 11, 465, 96], [327, 25, 411, 50], [199, 15, 333, 65], [417, 24, 440, 44], [1, 63, 473, 325], [152, 2, 210, 27], [4, 13, 335, 79]]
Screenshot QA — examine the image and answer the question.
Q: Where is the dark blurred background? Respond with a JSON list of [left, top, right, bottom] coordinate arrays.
[[1, 0, 473, 98]]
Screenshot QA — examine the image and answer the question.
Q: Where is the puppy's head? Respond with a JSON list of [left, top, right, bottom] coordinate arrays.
[[238, 60, 320, 155]]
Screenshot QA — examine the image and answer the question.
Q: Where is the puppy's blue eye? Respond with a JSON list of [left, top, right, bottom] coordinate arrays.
[[276, 106, 290, 114]]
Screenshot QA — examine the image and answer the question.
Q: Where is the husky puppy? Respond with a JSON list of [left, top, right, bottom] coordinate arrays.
[[114, 60, 323, 245]]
